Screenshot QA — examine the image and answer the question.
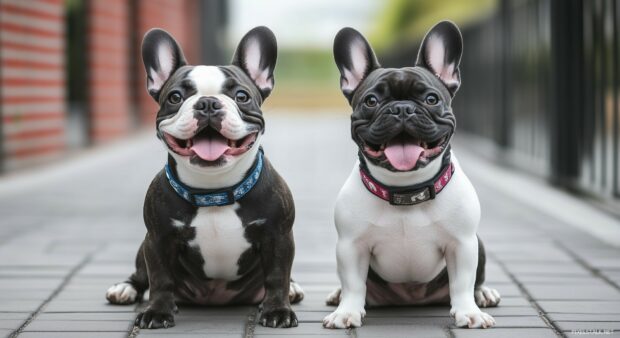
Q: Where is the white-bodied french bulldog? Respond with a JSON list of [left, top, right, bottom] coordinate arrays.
[[323, 21, 500, 329]]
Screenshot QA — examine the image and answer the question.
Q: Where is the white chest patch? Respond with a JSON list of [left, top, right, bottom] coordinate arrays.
[[187, 203, 251, 280]]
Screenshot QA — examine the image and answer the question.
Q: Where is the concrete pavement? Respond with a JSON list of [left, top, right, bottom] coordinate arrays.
[[0, 113, 619, 338]]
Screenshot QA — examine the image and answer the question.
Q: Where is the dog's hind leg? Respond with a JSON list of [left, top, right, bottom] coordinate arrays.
[[106, 240, 149, 305], [325, 287, 341, 306], [474, 236, 501, 308], [289, 280, 305, 304]]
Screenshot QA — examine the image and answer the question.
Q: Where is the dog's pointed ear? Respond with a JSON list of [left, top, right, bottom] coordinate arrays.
[[333, 28, 380, 102], [142, 28, 187, 101], [416, 21, 463, 96], [232, 26, 278, 99]]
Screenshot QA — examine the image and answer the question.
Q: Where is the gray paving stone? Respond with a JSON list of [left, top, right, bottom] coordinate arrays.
[[451, 328, 557, 338], [0, 319, 24, 330], [24, 319, 131, 331], [484, 306, 540, 316], [555, 321, 620, 331], [138, 333, 241, 338], [37, 312, 136, 321], [489, 284, 522, 297], [362, 315, 548, 328], [565, 333, 620, 338], [254, 323, 345, 335], [517, 275, 604, 284], [356, 325, 446, 338], [19, 332, 126, 338], [495, 297, 531, 307], [365, 307, 451, 318], [0, 313, 29, 320], [538, 301, 620, 314], [291, 301, 336, 312], [0, 290, 55, 301], [549, 313, 620, 322], [0, 300, 42, 312], [362, 317, 451, 326], [525, 283, 620, 300], [43, 300, 137, 313], [295, 311, 331, 322], [589, 258, 620, 269], [0, 279, 61, 291], [137, 317, 244, 335], [491, 316, 548, 328], [503, 262, 590, 276], [255, 335, 348, 338], [0, 329, 13, 338]]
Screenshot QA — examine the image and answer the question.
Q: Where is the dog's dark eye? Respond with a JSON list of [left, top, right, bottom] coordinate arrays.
[[425, 93, 439, 105], [235, 90, 250, 103], [365, 95, 378, 107], [168, 92, 183, 105]]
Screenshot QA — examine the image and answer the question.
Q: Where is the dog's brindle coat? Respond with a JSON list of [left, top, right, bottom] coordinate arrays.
[[105, 27, 301, 329]]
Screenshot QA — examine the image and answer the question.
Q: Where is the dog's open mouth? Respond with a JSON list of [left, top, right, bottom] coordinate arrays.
[[362, 133, 449, 171], [163, 127, 257, 162]]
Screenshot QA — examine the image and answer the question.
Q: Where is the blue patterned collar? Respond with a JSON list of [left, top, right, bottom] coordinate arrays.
[[164, 149, 264, 207]]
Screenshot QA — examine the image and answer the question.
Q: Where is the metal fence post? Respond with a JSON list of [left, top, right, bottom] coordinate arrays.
[[550, 0, 583, 186]]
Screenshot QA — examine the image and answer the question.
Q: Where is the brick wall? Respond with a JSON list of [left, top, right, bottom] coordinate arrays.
[[87, 0, 131, 143], [0, 0, 66, 170], [0, 0, 202, 171]]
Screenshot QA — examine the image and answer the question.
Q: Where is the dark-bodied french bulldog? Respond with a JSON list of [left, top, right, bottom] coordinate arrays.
[[105, 27, 303, 329], [323, 22, 500, 329]]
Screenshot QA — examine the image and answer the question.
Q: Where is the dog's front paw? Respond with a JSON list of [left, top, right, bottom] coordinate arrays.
[[450, 306, 495, 328], [475, 286, 501, 308], [322, 307, 365, 329], [135, 308, 175, 329], [259, 306, 298, 328]]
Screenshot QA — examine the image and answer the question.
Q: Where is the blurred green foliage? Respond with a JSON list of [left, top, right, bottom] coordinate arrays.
[[274, 49, 339, 86], [369, 0, 498, 51]]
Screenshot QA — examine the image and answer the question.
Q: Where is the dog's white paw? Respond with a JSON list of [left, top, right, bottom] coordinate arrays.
[[323, 306, 365, 329], [475, 286, 501, 308], [450, 306, 495, 328], [106, 282, 138, 305], [325, 287, 341, 306], [289, 281, 304, 304]]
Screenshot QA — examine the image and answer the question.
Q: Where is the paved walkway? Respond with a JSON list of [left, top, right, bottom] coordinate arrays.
[[0, 114, 619, 338]]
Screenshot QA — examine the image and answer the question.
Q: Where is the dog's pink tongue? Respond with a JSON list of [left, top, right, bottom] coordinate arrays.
[[191, 133, 229, 161], [384, 140, 424, 171]]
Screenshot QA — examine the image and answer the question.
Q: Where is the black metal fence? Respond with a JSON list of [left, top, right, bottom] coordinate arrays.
[[408, 0, 620, 206]]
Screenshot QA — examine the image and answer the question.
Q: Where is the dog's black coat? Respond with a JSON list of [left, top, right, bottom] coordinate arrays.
[[107, 27, 299, 330]]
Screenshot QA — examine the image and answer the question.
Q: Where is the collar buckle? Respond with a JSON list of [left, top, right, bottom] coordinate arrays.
[[390, 184, 435, 205]]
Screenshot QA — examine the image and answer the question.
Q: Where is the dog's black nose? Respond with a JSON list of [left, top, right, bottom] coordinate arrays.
[[390, 103, 415, 117], [195, 96, 223, 113]]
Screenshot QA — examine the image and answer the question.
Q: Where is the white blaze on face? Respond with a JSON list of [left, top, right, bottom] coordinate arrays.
[[158, 66, 226, 139], [189, 66, 226, 96]]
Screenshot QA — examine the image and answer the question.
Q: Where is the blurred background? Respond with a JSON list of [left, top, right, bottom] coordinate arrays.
[[0, 0, 618, 210]]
